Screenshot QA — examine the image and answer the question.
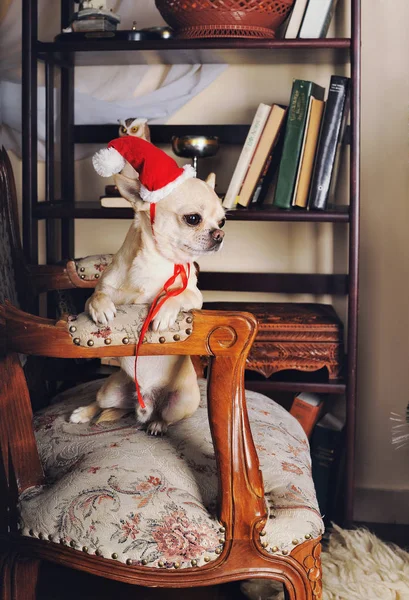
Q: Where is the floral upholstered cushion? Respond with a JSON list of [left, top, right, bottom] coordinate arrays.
[[18, 380, 324, 568], [67, 306, 194, 348], [75, 254, 113, 281]]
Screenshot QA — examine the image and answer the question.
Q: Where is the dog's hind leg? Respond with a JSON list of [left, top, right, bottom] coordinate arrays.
[[95, 369, 135, 422], [148, 357, 201, 435], [70, 401, 100, 424]]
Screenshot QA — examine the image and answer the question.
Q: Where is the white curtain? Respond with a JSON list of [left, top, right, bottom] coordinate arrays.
[[0, 0, 227, 159]]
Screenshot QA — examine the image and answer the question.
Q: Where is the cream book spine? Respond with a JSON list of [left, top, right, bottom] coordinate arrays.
[[222, 103, 271, 209], [299, 0, 339, 38], [100, 196, 129, 208], [285, 0, 309, 38], [293, 98, 325, 207], [237, 105, 286, 208]]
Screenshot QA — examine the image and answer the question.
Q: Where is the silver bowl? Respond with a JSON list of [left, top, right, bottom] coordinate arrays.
[[171, 135, 220, 171]]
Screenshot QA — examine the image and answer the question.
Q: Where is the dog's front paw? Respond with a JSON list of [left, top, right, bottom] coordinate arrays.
[[87, 293, 116, 326], [152, 297, 182, 332]]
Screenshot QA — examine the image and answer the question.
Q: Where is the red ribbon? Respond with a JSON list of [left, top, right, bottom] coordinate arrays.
[[133, 202, 190, 409]]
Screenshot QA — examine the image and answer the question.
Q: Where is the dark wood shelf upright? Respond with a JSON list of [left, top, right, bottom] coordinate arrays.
[[21, 0, 360, 526]]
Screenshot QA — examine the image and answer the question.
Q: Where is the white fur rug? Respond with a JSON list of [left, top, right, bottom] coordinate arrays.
[[241, 525, 409, 600]]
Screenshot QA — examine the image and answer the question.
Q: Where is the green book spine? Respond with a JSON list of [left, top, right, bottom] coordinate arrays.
[[273, 79, 325, 209]]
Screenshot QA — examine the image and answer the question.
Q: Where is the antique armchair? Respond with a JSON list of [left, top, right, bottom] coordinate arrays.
[[0, 148, 323, 600]]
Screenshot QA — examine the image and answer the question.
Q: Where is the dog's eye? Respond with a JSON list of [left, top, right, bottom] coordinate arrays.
[[184, 214, 202, 227], [218, 218, 226, 229]]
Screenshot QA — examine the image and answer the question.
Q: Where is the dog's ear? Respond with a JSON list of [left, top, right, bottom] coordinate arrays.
[[113, 173, 149, 212], [205, 172, 216, 190]]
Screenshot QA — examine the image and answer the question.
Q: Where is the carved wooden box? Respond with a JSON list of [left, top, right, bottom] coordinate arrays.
[[204, 302, 344, 380]]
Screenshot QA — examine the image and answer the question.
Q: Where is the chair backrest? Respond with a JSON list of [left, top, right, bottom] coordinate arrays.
[[0, 148, 19, 307], [0, 147, 34, 310]]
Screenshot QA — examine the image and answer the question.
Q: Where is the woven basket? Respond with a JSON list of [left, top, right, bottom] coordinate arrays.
[[155, 0, 295, 39]]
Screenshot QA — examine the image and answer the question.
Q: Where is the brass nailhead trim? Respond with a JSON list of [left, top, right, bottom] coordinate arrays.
[[261, 541, 268, 548], [70, 540, 76, 547], [292, 539, 299, 545], [260, 530, 266, 536], [158, 560, 165, 567], [95, 273, 100, 279], [215, 548, 222, 555], [173, 334, 180, 341], [69, 325, 77, 333], [159, 337, 166, 344], [29, 529, 35, 536], [80, 274, 86, 279], [305, 533, 311, 539], [143, 337, 147, 344], [48, 534, 53, 541], [112, 553, 118, 559], [271, 546, 279, 553], [104, 338, 112, 345], [87, 339, 94, 347], [38, 532, 44, 540], [186, 316, 193, 324], [174, 562, 180, 569], [82, 546, 89, 553], [59, 538, 65, 545], [191, 559, 197, 567], [79, 267, 85, 272], [126, 558, 133, 565], [141, 559, 148, 566], [204, 556, 210, 563], [185, 328, 192, 335], [219, 527, 225, 533], [95, 549, 102, 556], [122, 337, 129, 344], [218, 538, 225, 544], [73, 338, 80, 345], [282, 550, 288, 555]]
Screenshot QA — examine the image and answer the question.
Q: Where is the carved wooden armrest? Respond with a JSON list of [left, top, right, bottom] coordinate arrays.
[[28, 254, 114, 293], [1, 303, 265, 540]]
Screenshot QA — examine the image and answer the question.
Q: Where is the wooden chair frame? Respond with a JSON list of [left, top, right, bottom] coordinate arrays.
[[0, 297, 322, 600]]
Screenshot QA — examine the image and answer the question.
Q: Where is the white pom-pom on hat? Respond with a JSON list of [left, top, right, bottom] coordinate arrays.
[[92, 147, 126, 177]]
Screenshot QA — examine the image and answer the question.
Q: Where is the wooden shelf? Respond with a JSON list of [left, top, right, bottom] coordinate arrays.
[[245, 378, 346, 395], [33, 201, 349, 222], [37, 37, 351, 66]]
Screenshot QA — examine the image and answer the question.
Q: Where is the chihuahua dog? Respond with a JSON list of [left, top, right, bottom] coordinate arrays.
[[70, 171, 225, 434]]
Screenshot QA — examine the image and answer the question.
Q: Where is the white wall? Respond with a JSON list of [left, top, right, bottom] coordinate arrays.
[[7, 0, 409, 523]]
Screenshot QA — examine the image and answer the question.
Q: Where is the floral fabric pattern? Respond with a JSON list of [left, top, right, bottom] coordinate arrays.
[[75, 254, 113, 282], [67, 306, 193, 348], [18, 380, 323, 567]]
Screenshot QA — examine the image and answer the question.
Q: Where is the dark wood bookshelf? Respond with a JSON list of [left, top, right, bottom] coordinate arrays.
[[37, 37, 351, 66], [22, 0, 361, 526], [33, 200, 350, 222]]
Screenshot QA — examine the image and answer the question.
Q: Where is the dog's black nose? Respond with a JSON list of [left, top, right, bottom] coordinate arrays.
[[211, 229, 225, 244]]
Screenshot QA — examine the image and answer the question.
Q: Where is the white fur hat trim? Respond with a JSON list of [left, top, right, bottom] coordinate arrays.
[[92, 147, 126, 177], [139, 164, 196, 204]]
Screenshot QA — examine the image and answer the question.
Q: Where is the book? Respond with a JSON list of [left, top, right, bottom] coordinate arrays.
[[298, 0, 339, 38], [236, 105, 287, 208], [222, 103, 272, 209], [290, 392, 324, 438], [284, 0, 309, 38], [273, 79, 325, 209], [310, 411, 345, 519], [292, 97, 325, 208], [250, 118, 287, 205], [100, 195, 129, 208], [308, 75, 350, 210]]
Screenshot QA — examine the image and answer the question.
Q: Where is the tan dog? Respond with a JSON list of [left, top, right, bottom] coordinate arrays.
[[70, 171, 225, 434]]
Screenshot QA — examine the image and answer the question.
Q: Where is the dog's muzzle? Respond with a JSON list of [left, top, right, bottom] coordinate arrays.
[[210, 229, 225, 244]]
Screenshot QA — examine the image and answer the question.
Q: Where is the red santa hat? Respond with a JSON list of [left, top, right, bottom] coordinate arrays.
[[92, 136, 196, 204]]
